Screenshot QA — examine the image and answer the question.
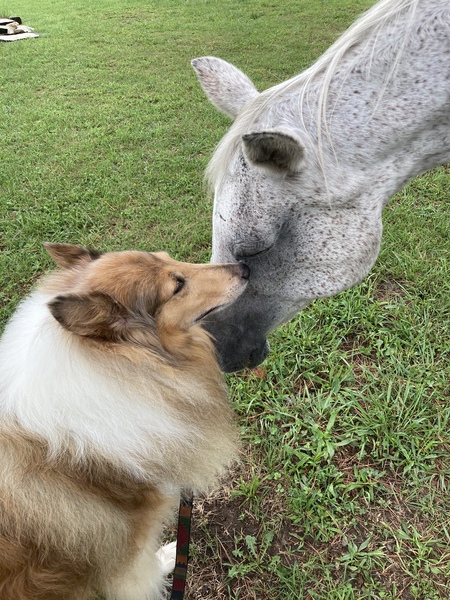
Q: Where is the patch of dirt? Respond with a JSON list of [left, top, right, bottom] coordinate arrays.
[[180, 449, 450, 599], [373, 278, 407, 302]]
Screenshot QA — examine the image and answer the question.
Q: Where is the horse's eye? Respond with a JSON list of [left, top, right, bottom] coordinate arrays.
[[173, 276, 185, 295]]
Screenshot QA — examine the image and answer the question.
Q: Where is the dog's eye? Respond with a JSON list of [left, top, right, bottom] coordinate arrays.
[[173, 276, 185, 295]]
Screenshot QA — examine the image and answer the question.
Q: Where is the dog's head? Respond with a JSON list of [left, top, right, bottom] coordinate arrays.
[[43, 243, 249, 359]]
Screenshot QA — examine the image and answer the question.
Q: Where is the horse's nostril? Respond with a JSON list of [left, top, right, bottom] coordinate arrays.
[[240, 263, 250, 280]]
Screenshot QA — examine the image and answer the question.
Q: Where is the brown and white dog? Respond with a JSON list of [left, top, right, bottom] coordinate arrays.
[[0, 243, 249, 600]]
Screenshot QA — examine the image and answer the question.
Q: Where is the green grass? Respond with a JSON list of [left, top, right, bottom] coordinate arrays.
[[1, 0, 449, 599]]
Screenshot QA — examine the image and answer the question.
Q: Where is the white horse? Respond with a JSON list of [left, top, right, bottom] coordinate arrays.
[[192, 0, 450, 372]]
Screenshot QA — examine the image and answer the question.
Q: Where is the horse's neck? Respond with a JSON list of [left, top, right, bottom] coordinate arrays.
[[306, 2, 450, 202]]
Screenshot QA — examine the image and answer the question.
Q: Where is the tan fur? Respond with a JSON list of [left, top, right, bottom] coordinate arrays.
[[0, 429, 170, 600], [0, 244, 248, 600]]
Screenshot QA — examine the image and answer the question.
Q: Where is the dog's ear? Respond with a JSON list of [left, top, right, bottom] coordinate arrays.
[[44, 243, 102, 269], [48, 292, 129, 341]]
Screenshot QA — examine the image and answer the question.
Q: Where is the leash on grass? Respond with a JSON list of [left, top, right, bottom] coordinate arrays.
[[170, 495, 194, 600]]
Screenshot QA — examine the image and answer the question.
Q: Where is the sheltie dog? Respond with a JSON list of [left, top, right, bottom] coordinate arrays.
[[0, 243, 249, 600]]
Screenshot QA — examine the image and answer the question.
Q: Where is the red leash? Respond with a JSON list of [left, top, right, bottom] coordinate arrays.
[[170, 495, 194, 600]]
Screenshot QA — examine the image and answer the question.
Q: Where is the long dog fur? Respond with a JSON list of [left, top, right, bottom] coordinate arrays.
[[0, 244, 248, 600]]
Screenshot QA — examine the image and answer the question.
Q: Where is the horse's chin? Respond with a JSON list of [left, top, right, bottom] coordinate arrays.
[[204, 315, 270, 373], [243, 339, 270, 371], [216, 337, 270, 373]]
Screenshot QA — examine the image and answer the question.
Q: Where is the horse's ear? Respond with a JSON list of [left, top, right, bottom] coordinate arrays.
[[191, 56, 259, 119], [242, 129, 306, 174], [44, 243, 102, 269]]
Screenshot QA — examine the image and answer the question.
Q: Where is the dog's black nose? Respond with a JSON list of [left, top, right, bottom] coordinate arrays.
[[239, 263, 250, 280]]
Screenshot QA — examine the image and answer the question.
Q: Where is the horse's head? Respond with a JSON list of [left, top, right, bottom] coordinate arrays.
[[192, 2, 450, 371], [192, 57, 384, 372]]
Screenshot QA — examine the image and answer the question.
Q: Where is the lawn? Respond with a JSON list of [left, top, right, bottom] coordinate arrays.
[[1, 0, 449, 598]]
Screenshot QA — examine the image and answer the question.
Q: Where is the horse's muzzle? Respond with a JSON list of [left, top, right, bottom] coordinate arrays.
[[211, 332, 270, 373], [203, 296, 271, 372], [246, 339, 270, 370]]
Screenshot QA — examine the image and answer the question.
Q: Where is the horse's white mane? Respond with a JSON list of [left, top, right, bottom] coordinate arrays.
[[206, 0, 420, 190]]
